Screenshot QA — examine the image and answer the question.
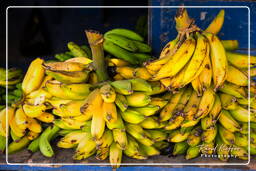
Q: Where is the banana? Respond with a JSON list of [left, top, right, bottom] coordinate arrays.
[[36, 112, 54, 123], [14, 107, 28, 130], [106, 112, 125, 130], [201, 125, 217, 143], [111, 80, 133, 95], [88, 72, 98, 84], [219, 110, 241, 132], [102, 102, 117, 124], [140, 116, 162, 129], [124, 135, 147, 160], [45, 70, 89, 84], [67, 42, 89, 58], [201, 116, 215, 130], [182, 33, 209, 86], [226, 65, 248, 86], [205, 9, 225, 34], [140, 143, 160, 156], [153, 37, 196, 80], [107, 58, 129, 67], [164, 115, 184, 130], [219, 82, 246, 99], [9, 113, 26, 138], [160, 78, 172, 88], [145, 81, 166, 95], [218, 124, 235, 145], [120, 109, 145, 124], [27, 118, 42, 133], [0, 108, 8, 136], [173, 141, 189, 156], [22, 58, 45, 95], [23, 103, 46, 118], [126, 92, 151, 107], [221, 40, 239, 50], [159, 36, 179, 58], [226, 51, 256, 69], [8, 136, 30, 154], [43, 61, 89, 72], [251, 143, 256, 155], [57, 131, 87, 149], [240, 122, 248, 135], [60, 100, 85, 117], [73, 133, 96, 160], [131, 105, 160, 117], [100, 84, 116, 103], [183, 90, 201, 121], [132, 40, 152, 53], [112, 128, 127, 150], [250, 67, 256, 77], [191, 77, 203, 96], [109, 142, 122, 169], [65, 57, 92, 65], [220, 93, 238, 110], [198, 54, 212, 91], [129, 78, 152, 92], [229, 106, 249, 122], [216, 135, 229, 161], [153, 141, 169, 150], [168, 127, 192, 143], [185, 146, 200, 160], [180, 119, 200, 128], [230, 145, 248, 160], [234, 132, 248, 147], [104, 33, 138, 52], [46, 98, 72, 109], [172, 86, 193, 114], [150, 97, 168, 109], [103, 40, 139, 65], [160, 88, 185, 121], [144, 56, 171, 75], [90, 90, 105, 140], [54, 119, 85, 130], [115, 94, 128, 112], [116, 66, 135, 79], [187, 126, 202, 147], [133, 53, 151, 63], [0, 135, 6, 152], [95, 129, 113, 149], [105, 28, 144, 42], [27, 131, 39, 140], [204, 32, 228, 91], [10, 129, 21, 141], [134, 67, 152, 80], [96, 147, 109, 161], [194, 88, 215, 119], [146, 129, 167, 142], [113, 74, 124, 80]]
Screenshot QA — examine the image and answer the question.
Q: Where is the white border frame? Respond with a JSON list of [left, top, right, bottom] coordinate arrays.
[[5, 5, 251, 166]]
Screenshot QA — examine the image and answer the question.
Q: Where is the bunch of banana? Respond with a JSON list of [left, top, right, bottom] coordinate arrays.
[[103, 28, 152, 65]]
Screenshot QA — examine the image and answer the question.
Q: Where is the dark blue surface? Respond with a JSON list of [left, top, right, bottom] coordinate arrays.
[[149, 0, 256, 56]]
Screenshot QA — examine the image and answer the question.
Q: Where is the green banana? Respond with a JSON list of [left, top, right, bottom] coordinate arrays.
[[126, 92, 151, 107], [234, 132, 248, 147], [111, 80, 133, 95], [173, 141, 189, 156], [133, 53, 152, 63], [129, 78, 152, 92], [124, 135, 147, 160], [8, 136, 30, 154], [229, 106, 249, 122], [27, 137, 40, 153], [67, 42, 89, 58], [140, 116, 163, 129], [219, 82, 246, 99], [112, 128, 127, 150], [220, 93, 238, 110], [105, 28, 144, 42], [153, 141, 170, 150], [218, 124, 235, 145], [230, 145, 248, 160], [106, 112, 125, 130], [140, 143, 160, 156], [114, 94, 128, 112], [201, 125, 217, 143], [131, 105, 160, 117], [187, 126, 202, 147], [120, 109, 146, 124], [146, 129, 167, 142], [132, 40, 151, 53], [216, 135, 230, 161], [185, 146, 200, 160], [168, 127, 192, 143], [200, 142, 215, 155], [218, 110, 241, 132], [0, 135, 6, 152]]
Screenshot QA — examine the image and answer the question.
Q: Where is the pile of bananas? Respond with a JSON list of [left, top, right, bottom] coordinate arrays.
[[0, 8, 255, 168]]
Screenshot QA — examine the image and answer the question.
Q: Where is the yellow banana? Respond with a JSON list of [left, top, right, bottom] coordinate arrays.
[[46, 97, 71, 109], [165, 115, 184, 130], [109, 142, 122, 169], [116, 66, 135, 79], [183, 90, 201, 121], [168, 127, 192, 143], [191, 77, 203, 96], [113, 74, 124, 81], [219, 82, 246, 99], [187, 126, 202, 147], [218, 110, 240, 132], [221, 40, 239, 50], [124, 135, 147, 160], [219, 93, 238, 110], [182, 33, 209, 85], [140, 116, 162, 129], [230, 105, 249, 122], [96, 148, 109, 161], [126, 92, 151, 107], [129, 78, 152, 92], [159, 36, 179, 58], [107, 58, 129, 67], [57, 131, 87, 148], [39, 75, 52, 89], [205, 9, 225, 34], [106, 112, 125, 130], [149, 97, 168, 109], [145, 81, 166, 95], [0, 107, 15, 137], [9, 109, 26, 138], [153, 37, 196, 80], [65, 57, 92, 65], [27, 118, 42, 133], [43, 61, 88, 72], [112, 128, 127, 150], [230, 145, 248, 160], [208, 94, 222, 119], [194, 88, 215, 119], [22, 103, 46, 118], [131, 105, 160, 117], [134, 67, 152, 80], [226, 65, 248, 86], [88, 72, 99, 84], [102, 102, 117, 124], [120, 109, 146, 124], [36, 112, 54, 123], [100, 84, 116, 103], [204, 32, 228, 90], [198, 54, 212, 91], [26, 88, 52, 105], [159, 88, 185, 121], [27, 131, 39, 140], [216, 135, 230, 161], [22, 58, 45, 95], [226, 51, 256, 69], [95, 129, 113, 149], [14, 107, 28, 130], [60, 100, 85, 117], [201, 125, 217, 143]]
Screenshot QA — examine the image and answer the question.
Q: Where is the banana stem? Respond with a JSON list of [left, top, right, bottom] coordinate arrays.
[[175, 8, 194, 32], [85, 30, 109, 82]]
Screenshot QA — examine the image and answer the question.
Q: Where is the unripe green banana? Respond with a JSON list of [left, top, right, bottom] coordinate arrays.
[[229, 106, 249, 122], [129, 78, 152, 92], [140, 116, 162, 129], [104, 33, 138, 52], [234, 132, 248, 147], [133, 53, 152, 63], [239, 122, 248, 134], [140, 143, 160, 156], [105, 28, 144, 42], [132, 40, 151, 53], [145, 129, 167, 142], [153, 141, 170, 150], [0, 135, 6, 152], [250, 143, 256, 155], [67, 42, 89, 58], [185, 146, 200, 160], [218, 110, 241, 132], [216, 135, 230, 161], [131, 105, 160, 117], [145, 81, 166, 95], [8, 136, 30, 154], [115, 94, 128, 112], [111, 80, 133, 95], [27, 137, 40, 153], [173, 141, 189, 156]]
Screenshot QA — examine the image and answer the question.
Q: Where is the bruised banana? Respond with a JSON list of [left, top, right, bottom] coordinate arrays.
[[219, 93, 238, 110], [100, 84, 116, 103], [102, 102, 117, 124], [201, 125, 217, 143]]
